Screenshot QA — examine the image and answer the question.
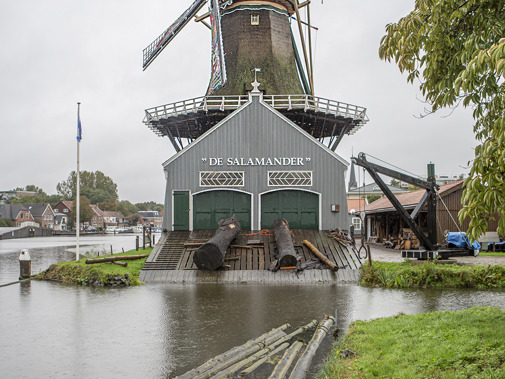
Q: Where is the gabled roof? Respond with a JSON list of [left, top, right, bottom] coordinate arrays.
[[54, 200, 73, 210], [109, 211, 124, 219], [0, 204, 27, 220], [90, 205, 104, 217], [163, 94, 349, 168], [365, 181, 464, 213], [24, 203, 54, 217]]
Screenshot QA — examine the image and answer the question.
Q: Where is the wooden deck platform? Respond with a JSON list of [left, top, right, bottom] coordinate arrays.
[[140, 229, 363, 284]]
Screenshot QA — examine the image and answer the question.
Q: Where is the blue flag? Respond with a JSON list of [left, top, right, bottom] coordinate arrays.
[[77, 107, 82, 142]]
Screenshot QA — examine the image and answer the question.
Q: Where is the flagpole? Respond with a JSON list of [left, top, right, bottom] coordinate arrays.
[[76, 102, 81, 261]]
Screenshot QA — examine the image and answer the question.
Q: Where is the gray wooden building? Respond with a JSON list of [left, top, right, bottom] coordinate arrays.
[[161, 91, 350, 231]]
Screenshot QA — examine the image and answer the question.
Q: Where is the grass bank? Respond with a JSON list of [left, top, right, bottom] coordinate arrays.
[[360, 261, 505, 289], [317, 307, 505, 378], [35, 247, 152, 286]]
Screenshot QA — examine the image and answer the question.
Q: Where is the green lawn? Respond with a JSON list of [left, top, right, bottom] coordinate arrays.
[[318, 307, 505, 378], [360, 261, 505, 289], [36, 247, 153, 286]]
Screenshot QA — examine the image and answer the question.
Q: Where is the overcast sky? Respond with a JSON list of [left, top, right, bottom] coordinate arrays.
[[0, 0, 477, 203]]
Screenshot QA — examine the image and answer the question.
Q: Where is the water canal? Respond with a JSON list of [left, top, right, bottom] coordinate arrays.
[[1, 237, 505, 378]]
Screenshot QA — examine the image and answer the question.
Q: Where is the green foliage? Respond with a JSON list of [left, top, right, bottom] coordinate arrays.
[[0, 218, 15, 227], [135, 201, 163, 212], [379, 0, 505, 241], [390, 179, 401, 188], [57, 170, 118, 202], [318, 307, 505, 378], [360, 261, 505, 289], [365, 194, 382, 204], [71, 196, 94, 225]]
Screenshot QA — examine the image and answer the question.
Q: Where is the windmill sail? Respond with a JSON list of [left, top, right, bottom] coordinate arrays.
[[207, 0, 227, 94], [142, 0, 207, 70]]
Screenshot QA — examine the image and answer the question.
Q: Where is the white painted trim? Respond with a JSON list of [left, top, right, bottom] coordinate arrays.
[[162, 100, 253, 168], [267, 170, 313, 187], [257, 188, 322, 229], [257, 97, 350, 167], [171, 189, 191, 232], [192, 188, 254, 230], [199, 171, 245, 187]]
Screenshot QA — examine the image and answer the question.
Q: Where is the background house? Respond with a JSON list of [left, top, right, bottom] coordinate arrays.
[[25, 204, 55, 229], [0, 204, 38, 227]]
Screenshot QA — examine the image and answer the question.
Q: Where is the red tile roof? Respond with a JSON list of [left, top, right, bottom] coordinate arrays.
[[364, 180, 463, 213], [347, 198, 367, 213]]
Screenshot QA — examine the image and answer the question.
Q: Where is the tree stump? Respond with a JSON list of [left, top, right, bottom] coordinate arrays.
[[193, 215, 241, 271]]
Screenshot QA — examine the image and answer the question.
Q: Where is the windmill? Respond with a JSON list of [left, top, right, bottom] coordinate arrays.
[[142, 0, 368, 152], [143, 0, 314, 96]]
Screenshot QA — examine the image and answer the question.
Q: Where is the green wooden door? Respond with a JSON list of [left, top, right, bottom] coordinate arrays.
[[261, 190, 319, 229], [193, 191, 251, 230], [173, 191, 190, 230]]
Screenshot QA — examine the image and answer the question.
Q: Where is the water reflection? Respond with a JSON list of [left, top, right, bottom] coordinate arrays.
[[1, 237, 505, 378]]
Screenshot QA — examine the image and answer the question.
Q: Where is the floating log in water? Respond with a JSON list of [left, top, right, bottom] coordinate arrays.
[[85, 254, 147, 264], [268, 340, 304, 379], [302, 240, 338, 271], [289, 315, 335, 379], [273, 218, 298, 267], [193, 215, 240, 271]]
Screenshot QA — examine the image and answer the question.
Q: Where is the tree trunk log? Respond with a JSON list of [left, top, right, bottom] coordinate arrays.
[[193, 215, 241, 271], [273, 218, 298, 267], [302, 240, 338, 271], [85, 254, 147, 264]]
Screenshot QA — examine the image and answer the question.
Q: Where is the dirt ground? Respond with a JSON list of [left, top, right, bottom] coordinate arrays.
[[364, 242, 505, 266]]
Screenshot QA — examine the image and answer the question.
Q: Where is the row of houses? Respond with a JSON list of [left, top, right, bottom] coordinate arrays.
[[0, 201, 162, 231]]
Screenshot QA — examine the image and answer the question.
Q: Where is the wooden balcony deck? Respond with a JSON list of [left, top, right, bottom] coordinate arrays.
[[140, 229, 363, 284]]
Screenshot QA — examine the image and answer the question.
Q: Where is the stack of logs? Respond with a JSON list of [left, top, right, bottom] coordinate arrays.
[[384, 228, 420, 250]]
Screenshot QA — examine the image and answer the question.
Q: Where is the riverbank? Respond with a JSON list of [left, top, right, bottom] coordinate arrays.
[[317, 307, 505, 378], [360, 260, 505, 289], [35, 247, 152, 286]]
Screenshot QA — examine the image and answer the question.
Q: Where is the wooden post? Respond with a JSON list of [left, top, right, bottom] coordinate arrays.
[[19, 249, 31, 279], [193, 215, 240, 271], [136, 236, 139, 251], [110, 245, 113, 255], [273, 218, 297, 267], [142, 226, 146, 250]]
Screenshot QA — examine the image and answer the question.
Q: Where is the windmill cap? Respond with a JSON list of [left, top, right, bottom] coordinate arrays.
[[224, 0, 297, 15]]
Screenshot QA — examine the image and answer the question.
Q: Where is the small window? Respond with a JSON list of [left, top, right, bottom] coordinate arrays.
[[251, 14, 259, 25], [64, 209, 68, 213], [352, 217, 362, 231]]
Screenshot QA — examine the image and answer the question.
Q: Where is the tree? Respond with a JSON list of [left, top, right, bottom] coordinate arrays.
[[390, 179, 401, 188], [71, 196, 94, 228], [378, 0, 505, 240], [57, 171, 118, 202], [0, 219, 15, 227]]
